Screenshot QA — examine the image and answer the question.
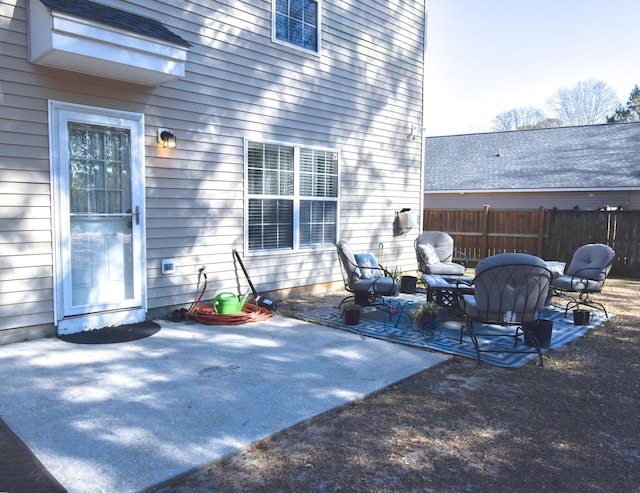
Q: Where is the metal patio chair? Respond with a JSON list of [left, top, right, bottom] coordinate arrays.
[[551, 243, 615, 318], [336, 240, 399, 307], [415, 231, 467, 276], [459, 253, 553, 366]]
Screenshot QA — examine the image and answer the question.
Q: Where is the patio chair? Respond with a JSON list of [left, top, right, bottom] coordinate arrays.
[[415, 231, 467, 276], [458, 253, 553, 366], [336, 240, 399, 307], [551, 243, 615, 318]]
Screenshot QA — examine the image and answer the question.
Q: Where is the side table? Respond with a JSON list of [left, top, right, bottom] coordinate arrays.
[[422, 274, 474, 308]]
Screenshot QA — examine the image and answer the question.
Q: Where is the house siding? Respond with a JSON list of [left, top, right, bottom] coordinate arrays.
[[0, 0, 426, 340]]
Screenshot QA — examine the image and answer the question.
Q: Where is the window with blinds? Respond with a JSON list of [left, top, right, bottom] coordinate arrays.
[[247, 141, 338, 252]]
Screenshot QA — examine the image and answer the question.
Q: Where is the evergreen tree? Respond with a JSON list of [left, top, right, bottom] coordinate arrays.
[[607, 85, 640, 123]]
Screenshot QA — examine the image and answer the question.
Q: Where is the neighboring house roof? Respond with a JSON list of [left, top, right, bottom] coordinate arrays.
[[39, 0, 190, 47], [424, 122, 640, 192]]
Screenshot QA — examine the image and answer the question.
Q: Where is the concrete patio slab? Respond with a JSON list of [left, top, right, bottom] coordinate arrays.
[[0, 315, 447, 493]]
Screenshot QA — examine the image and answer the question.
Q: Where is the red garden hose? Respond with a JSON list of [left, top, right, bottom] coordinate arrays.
[[188, 273, 273, 325]]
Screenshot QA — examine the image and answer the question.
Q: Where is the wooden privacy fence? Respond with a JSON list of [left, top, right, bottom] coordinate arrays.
[[423, 206, 640, 278]]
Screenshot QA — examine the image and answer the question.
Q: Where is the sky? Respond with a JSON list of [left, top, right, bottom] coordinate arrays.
[[423, 0, 640, 136]]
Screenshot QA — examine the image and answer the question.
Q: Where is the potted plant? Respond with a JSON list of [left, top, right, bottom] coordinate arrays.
[[341, 302, 362, 326], [410, 301, 440, 329], [384, 266, 402, 283]]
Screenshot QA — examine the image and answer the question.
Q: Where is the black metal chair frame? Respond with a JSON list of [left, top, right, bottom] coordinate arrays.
[[553, 271, 612, 318], [552, 249, 615, 318], [414, 232, 468, 285], [336, 241, 399, 309], [459, 256, 553, 366]]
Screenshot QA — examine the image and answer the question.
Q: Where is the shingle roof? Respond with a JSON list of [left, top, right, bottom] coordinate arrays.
[[39, 0, 190, 47], [424, 122, 640, 191]]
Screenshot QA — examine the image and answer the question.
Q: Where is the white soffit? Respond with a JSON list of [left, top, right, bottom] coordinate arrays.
[[28, 0, 189, 86]]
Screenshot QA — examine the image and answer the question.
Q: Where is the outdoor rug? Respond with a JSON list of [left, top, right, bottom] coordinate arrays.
[[0, 417, 67, 493], [297, 294, 610, 368], [57, 320, 161, 344]]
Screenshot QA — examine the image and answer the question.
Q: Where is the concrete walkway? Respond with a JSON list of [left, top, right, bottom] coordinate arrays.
[[0, 315, 447, 492]]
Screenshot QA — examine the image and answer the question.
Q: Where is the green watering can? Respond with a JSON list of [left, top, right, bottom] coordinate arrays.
[[213, 292, 249, 314]]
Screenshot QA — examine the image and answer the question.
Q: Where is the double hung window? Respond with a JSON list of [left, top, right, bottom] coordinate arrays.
[[247, 141, 338, 252], [274, 0, 319, 52]]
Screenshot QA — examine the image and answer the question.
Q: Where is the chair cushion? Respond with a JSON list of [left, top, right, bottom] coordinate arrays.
[[416, 231, 454, 263], [351, 277, 399, 296], [476, 252, 547, 273], [458, 294, 479, 319], [354, 253, 383, 279], [372, 277, 400, 296], [425, 261, 466, 276], [469, 253, 551, 324], [418, 243, 440, 265], [337, 240, 361, 280], [551, 275, 602, 293], [567, 244, 615, 281]]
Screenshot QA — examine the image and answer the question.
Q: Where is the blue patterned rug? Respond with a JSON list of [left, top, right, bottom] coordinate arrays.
[[297, 293, 610, 368]]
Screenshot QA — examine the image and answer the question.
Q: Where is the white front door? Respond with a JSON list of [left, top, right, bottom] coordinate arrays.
[[49, 101, 147, 334]]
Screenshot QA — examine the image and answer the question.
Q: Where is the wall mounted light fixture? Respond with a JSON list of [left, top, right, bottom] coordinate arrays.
[[407, 123, 426, 141], [157, 128, 177, 148], [394, 207, 419, 236]]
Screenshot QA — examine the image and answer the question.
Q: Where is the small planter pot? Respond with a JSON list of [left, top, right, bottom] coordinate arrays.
[[523, 319, 553, 348], [343, 309, 361, 326], [354, 292, 370, 307], [400, 276, 417, 294], [417, 314, 438, 330], [573, 309, 591, 326]]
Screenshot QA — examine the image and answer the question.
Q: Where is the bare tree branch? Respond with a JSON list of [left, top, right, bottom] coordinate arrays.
[[491, 107, 547, 131], [547, 79, 620, 126]]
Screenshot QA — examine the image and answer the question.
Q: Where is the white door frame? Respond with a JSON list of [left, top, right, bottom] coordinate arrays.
[[49, 100, 147, 333]]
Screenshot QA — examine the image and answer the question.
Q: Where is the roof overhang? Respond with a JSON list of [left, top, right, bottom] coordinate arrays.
[[28, 0, 189, 86], [425, 187, 640, 194]]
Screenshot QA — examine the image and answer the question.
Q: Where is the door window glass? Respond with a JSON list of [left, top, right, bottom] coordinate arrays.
[[68, 123, 131, 215]]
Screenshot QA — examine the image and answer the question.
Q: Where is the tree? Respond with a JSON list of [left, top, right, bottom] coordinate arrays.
[[547, 79, 620, 126], [537, 118, 562, 128], [607, 85, 640, 123], [491, 107, 547, 131]]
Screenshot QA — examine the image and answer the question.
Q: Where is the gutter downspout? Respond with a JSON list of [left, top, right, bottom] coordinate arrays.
[[419, 0, 429, 232]]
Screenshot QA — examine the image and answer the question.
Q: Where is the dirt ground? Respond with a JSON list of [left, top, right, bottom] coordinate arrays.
[[150, 278, 640, 492]]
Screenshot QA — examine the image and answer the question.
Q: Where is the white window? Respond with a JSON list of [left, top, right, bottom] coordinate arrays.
[[246, 140, 338, 252], [273, 0, 320, 53]]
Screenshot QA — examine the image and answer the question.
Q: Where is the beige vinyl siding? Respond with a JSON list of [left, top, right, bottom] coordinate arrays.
[[1, 0, 426, 337]]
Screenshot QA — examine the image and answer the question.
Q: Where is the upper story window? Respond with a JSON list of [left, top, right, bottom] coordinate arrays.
[[246, 140, 338, 253], [273, 0, 320, 53]]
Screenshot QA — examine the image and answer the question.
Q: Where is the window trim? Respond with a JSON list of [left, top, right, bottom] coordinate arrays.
[[271, 0, 322, 55], [244, 138, 339, 256]]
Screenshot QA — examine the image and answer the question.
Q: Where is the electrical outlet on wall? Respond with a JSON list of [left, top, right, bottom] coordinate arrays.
[[161, 259, 175, 275]]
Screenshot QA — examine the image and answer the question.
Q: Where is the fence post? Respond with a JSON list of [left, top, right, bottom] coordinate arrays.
[[537, 206, 545, 257], [482, 205, 490, 258]]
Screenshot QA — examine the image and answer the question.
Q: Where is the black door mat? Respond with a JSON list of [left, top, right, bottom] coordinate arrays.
[[0, 417, 67, 493], [57, 321, 161, 344]]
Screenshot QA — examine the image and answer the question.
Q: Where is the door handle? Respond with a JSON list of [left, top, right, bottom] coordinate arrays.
[[125, 207, 140, 227]]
